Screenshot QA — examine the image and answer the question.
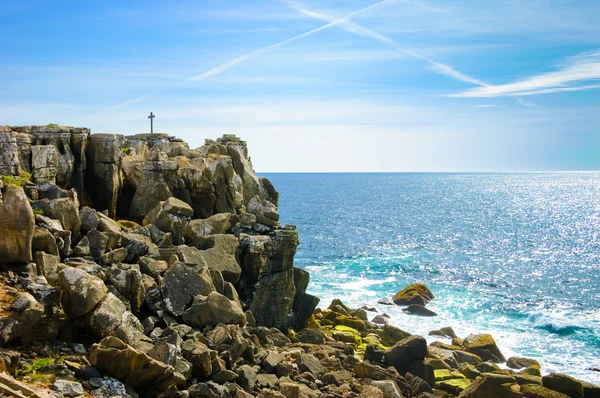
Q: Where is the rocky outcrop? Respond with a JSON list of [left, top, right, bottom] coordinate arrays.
[[0, 184, 35, 264], [87, 134, 123, 218]]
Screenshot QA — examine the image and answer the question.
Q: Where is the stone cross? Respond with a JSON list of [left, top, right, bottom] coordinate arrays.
[[148, 112, 155, 134]]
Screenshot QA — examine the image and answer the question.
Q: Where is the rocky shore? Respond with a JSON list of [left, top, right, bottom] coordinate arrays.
[[0, 125, 598, 398]]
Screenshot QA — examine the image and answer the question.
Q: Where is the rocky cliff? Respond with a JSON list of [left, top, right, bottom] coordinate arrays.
[[1, 126, 598, 398]]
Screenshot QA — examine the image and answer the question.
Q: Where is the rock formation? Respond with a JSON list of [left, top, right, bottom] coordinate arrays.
[[0, 125, 598, 398]]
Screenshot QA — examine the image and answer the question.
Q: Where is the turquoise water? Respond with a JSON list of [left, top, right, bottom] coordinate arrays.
[[262, 173, 600, 384]]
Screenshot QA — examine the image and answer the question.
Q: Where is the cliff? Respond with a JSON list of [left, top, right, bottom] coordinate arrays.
[[1, 126, 598, 398]]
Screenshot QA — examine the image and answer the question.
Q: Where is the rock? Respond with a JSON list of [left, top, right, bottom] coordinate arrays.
[[58, 266, 108, 319], [87, 134, 123, 218], [280, 381, 319, 398], [0, 292, 44, 344], [80, 206, 100, 233], [297, 328, 325, 344], [161, 262, 215, 316], [31, 145, 59, 184], [507, 357, 540, 370], [181, 339, 215, 378], [182, 291, 246, 328], [392, 283, 434, 306], [521, 383, 569, 397], [143, 197, 193, 245], [257, 373, 280, 389], [106, 263, 145, 314], [296, 353, 325, 377], [0, 131, 20, 175], [250, 269, 296, 329], [458, 374, 520, 397], [53, 380, 85, 397], [32, 226, 59, 255], [542, 373, 583, 398], [147, 342, 178, 367], [371, 315, 389, 325], [354, 361, 402, 381], [429, 327, 457, 339], [195, 234, 242, 283], [322, 371, 353, 386], [236, 364, 258, 391], [89, 336, 181, 395], [461, 334, 506, 363], [384, 336, 428, 374], [33, 252, 60, 286], [139, 256, 168, 278], [583, 382, 600, 398], [247, 195, 279, 226], [371, 380, 403, 398], [0, 184, 35, 264], [292, 292, 320, 330], [44, 195, 81, 239], [380, 324, 412, 347], [263, 351, 286, 373], [403, 304, 437, 316], [184, 213, 231, 241], [364, 344, 385, 364]]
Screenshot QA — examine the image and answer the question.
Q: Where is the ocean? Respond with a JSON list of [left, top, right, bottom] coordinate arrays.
[[261, 172, 600, 384]]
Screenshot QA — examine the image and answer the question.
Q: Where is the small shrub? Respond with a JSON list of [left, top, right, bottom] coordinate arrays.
[[33, 208, 44, 216], [2, 170, 32, 187], [46, 123, 59, 127]]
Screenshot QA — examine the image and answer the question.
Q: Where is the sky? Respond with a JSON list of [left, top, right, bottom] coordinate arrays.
[[1, 0, 599, 172]]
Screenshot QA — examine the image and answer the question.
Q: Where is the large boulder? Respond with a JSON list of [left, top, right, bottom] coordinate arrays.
[[161, 262, 215, 316], [542, 373, 584, 398], [462, 334, 506, 363], [392, 283, 434, 306], [106, 263, 146, 314], [44, 195, 81, 239], [458, 374, 521, 397], [89, 336, 182, 395], [384, 335, 427, 374], [182, 291, 246, 328], [194, 234, 241, 283], [0, 292, 44, 344], [58, 266, 108, 318], [184, 213, 231, 241], [143, 197, 193, 245], [0, 184, 35, 264]]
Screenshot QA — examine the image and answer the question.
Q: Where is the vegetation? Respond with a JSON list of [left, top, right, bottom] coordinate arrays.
[[122, 146, 132, 154], [46, 123, 59, 127], [33, 208, 44, 216], [2, 170, 32, 187], [16, 357, 55, 377]]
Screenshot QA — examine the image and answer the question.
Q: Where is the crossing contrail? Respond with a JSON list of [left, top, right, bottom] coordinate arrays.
[[285, 1, 488, 87], [107, 0, 397, 111]]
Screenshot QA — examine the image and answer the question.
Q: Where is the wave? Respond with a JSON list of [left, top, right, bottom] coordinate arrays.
[[527, 311, 586, 335]]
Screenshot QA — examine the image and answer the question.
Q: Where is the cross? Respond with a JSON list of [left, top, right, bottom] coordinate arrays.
[[148, 112, 155, 134]]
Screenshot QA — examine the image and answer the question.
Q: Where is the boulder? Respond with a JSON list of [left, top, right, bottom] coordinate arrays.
[[429, 327, 457, 339], [392, 283, 434, 306], [0, 292, 44, 344], [0, 184, 35, 264], [297, 353, 325, 377], [32, 226, 59, 255], [458, 374, 521, 398], [462, 334, 506, 363], [403, 304, 437, 316], [106, 263, 146, 314], [384, 335, 427, 374], [182, 291, 246, 328], [87, 134, 123, 218], [380, 324, 411, 346], [44, 195, 81, 240], [542, 373, 583, 398], [247, 195, 279, 226], [52, 380, 85, 397], [0, 131, 20, 175], [58, 266, 108, 319], [143, 197, 193, 245], [195, 234, 242, 283], [161, 262, 215, 316], [33, 252, 60, 286], [521, 383, 569, 397], [184, 213, 231, 241], [89, 336, 182, 395], [181, 339, 215, 378], [507, 357, 540, 370], [371, 380, 403, 398]]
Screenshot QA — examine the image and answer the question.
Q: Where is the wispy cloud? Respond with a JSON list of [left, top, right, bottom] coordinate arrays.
[[452, 51, 600, 97], [285, 1, 487, 87], [516, 98, 538, 108], [106, 0, 396, 111]]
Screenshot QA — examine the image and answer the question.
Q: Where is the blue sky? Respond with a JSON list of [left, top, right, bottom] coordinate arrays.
[[1, 0, 599, 171]]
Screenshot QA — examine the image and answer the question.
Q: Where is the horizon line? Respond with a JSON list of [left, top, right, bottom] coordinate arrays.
[[257, 170, 600, 174]]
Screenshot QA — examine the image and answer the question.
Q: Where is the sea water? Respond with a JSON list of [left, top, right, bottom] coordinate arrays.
[[262, 172, 600, 384]]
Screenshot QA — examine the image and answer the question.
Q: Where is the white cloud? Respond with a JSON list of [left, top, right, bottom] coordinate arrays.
[[452, 51, 600, 98]]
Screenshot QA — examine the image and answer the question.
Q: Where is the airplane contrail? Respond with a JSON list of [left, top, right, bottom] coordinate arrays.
[[107, 0, 397, 111], [285, 1, 488, 87]]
